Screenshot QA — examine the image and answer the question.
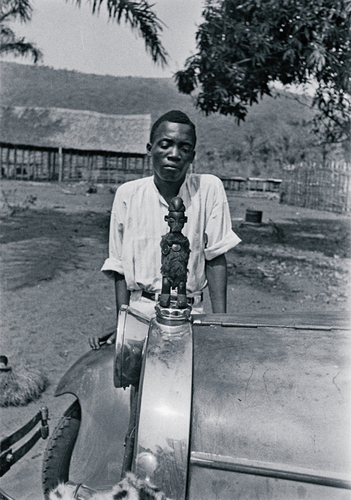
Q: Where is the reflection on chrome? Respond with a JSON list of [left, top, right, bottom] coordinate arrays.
[[155, 404, 183, 418], [133, 305, 193, 500], [135, 452, 158, 483]]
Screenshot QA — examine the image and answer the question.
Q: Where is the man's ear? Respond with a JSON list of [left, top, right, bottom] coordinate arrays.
[[190, 150, 196, 163], [146, 143, 152, 155]]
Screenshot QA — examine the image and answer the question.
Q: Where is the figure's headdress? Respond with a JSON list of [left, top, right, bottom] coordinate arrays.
[[168, 197, 186, 213]]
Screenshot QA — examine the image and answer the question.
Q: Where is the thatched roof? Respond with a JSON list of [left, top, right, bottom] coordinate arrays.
[[0, 106, 151, 154]]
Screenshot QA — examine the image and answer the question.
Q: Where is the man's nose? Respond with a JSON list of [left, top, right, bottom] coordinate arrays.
[[168, 145, 181, 159]]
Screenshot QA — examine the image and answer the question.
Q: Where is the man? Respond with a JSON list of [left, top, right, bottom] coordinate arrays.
[[91, 110, 240, 348]]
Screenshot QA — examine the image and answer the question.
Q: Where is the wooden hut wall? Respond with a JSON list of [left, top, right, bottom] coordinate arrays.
[[0, 144, 151, 183], [0, 145, 58, 181]]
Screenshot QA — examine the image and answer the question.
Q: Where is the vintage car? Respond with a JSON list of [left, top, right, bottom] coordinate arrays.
[[38, 300, 351, 500]]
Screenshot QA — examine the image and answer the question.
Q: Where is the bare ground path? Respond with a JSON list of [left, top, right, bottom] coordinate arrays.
[[0, 181, 350, 499]]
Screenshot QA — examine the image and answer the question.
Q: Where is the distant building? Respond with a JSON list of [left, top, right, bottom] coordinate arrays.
[[0, 106, 152, 182]]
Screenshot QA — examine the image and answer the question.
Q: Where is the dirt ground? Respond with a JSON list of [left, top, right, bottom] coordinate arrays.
[[0, 180, 350, 499]]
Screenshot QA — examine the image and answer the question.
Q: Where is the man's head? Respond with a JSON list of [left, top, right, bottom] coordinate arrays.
[[147, 110, 196, 187], [149, 110, 196, 146]]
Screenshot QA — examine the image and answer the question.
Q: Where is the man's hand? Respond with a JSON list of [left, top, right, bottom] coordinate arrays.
[[106, 330, 117, 344], [89, 327, 116, 350]]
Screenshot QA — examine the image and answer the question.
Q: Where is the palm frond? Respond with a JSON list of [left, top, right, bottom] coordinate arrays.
[[74, 0, 168, 65], [0, 0, 33, 24], [0, 0, 41, 63], [0, 37, 43, 62]]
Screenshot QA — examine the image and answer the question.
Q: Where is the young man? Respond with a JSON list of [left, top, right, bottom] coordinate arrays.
[[92, 110, 240, 347]]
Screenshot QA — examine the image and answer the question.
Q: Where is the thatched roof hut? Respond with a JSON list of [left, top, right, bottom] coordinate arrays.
[[0, 106, 151, 154]]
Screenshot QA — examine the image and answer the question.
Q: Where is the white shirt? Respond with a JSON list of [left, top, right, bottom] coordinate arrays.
[[101, 174, 241, 294]]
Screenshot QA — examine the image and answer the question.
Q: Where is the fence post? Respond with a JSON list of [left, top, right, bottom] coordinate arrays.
[[58, 147, 63, 182]]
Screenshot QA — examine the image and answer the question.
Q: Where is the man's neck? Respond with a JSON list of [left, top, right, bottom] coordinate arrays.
[[154, 176, 186, 205]]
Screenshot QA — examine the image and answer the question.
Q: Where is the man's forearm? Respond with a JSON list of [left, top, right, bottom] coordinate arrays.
[[114, 272, 130, 315], [205, 254, 227, 313]]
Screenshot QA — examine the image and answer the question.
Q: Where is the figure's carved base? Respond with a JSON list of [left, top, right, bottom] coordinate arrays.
[[176, 294, 187, 308], [159, 293, 170, 308], [159, 293, 188, 309], [160, 276, 188, 309]]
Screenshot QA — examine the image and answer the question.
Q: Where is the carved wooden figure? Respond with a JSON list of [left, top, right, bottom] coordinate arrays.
[[160, 197, 190, 308]]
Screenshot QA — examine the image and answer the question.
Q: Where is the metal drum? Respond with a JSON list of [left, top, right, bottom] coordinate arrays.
[[188, 313, 351, 499]]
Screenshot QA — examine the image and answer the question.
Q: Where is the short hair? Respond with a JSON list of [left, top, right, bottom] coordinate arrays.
[[150, 110, 196, 146]]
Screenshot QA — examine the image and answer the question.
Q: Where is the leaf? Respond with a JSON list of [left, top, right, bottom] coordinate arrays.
[[307, 48, 326, 72]]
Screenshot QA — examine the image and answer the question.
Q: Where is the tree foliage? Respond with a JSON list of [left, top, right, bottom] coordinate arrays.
[[0, 0, 43, 62], [75, 0, 168, 65], [1, 0, 167, 67], [175, 0, 351, 142]]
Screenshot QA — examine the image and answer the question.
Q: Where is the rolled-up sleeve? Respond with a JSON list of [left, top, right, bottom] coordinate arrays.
[[101, 193, 125, 277], [204, 179, 241, 261]]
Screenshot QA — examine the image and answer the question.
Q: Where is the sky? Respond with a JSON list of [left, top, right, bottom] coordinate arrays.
[[3, 0, 205, 78]]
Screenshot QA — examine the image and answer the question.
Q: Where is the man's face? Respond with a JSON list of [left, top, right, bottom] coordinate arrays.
[[147, 121, 196, 185]]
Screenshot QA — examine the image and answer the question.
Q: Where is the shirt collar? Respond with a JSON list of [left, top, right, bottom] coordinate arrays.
[[151, 174, 190, 208]]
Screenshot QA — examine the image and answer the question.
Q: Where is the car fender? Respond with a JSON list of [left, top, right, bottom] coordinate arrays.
[[55, 344, 131, 488]]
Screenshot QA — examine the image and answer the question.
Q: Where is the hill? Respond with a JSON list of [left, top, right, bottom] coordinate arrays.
[[1, 61, 320, 177]]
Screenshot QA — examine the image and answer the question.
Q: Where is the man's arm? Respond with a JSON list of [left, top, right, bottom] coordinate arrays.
[[89, 272, 130, 349], [114, 271, 130, 315], [205, 254, 227, 313], [106, 272, 131, 344]]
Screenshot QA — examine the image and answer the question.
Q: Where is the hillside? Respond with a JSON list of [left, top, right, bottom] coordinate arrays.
[[1, 62, 319, 177]]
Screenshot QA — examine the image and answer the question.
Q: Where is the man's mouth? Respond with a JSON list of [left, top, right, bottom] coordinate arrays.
[[163, 164, 179, 170]]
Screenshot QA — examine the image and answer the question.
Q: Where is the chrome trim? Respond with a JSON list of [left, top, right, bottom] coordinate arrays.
[[192, 319, 350, 331], [191, 452, 351, 490]]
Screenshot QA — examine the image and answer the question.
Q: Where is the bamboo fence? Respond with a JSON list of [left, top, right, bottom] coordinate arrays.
[[281, 161, 351, 213]]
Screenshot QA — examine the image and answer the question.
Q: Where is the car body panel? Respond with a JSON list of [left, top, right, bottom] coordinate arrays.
[[189, 315, 351, 498]]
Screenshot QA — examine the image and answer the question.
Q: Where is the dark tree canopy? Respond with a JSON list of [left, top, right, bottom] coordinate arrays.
[[175, 0, 350, 141]]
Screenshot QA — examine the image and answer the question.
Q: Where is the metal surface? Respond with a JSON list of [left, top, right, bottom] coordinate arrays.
[[114, 305, 150, 388], [188, 317, 351, 499], [0, 488, 15, 500], [52, 310, 351, 498], [133, 307, 193, 500], [55, 344, 131, 488]]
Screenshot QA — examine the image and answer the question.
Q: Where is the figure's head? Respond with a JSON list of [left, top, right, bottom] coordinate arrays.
[[147, 111, 196, 186], [165, 196, 188, 233]]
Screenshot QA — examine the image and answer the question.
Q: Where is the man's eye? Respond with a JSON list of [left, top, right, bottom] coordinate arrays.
[[160, 141, 170, 148], [181, 146, 191, 154]]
